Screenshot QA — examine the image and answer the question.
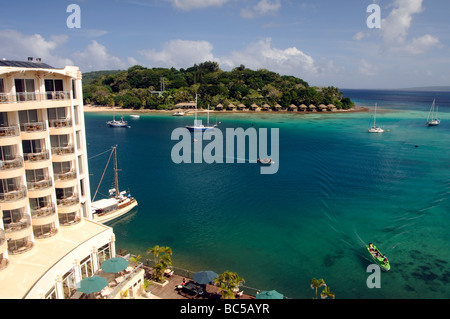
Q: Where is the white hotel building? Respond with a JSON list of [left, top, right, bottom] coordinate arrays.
[[0, 59, 144, 299]]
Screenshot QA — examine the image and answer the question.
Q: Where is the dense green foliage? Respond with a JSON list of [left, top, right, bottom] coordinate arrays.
[[82, 62, 354, 110]]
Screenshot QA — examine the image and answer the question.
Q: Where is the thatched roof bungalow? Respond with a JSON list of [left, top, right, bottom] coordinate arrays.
[[250, 104, 260, 111], [309, 104, 317, 112], [262, 103, 271, 111], [215, 104, 224, 111], [237, 104, 246, 111], [327, 104, 337, 112], [273, 104, 282, 111], [299, 104, 307, 112], [288, 104, 298, 112], [227, 103, 236, 111], [318, 104, 328, 112]]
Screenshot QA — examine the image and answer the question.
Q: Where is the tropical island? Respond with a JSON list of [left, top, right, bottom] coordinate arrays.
[[82, 61, 357, 113]]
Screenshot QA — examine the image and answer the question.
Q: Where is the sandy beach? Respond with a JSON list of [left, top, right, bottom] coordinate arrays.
[[83, 104, 369, 114]]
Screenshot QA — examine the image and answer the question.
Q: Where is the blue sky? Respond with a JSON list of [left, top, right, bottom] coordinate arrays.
[[1, 0, 449, 89]]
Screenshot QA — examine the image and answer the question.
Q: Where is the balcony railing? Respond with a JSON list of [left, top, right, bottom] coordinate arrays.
[[51, 145, 75, 156], [0, 91, 71, 104], [27, 178, 53, 191], [48, 118, 73, 129], [0, 125, 20, 138], [0, 156, 24, 171], [54, 170, 77, 181], [0, 186, 27, 203], [31, 205, 56, 219], [24, 150, 50, 162], [4, 215, 31, 234], [20, 121, 47, 133], [57, 194, 79, 207]]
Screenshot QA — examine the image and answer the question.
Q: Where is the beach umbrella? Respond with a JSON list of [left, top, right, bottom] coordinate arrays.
[[193, 271, 219, 285], [77, 276, 108, 294], [256, 290, 284, 299], [101, 257, 129, 273]]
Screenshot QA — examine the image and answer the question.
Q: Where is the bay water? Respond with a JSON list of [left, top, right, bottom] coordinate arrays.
[[85, 89, 450, 299]]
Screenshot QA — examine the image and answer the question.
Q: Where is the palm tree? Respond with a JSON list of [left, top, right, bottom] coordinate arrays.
[[320, 286, 335, 299], [130, 254, 141, 266], [310, 278, 327, 299], [147, 245, 161, 266], [147, 245, 173, 283], [214, 271, 245, 299]]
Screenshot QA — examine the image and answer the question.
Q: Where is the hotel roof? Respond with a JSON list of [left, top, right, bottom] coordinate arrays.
[[0, 59, 56, 69]]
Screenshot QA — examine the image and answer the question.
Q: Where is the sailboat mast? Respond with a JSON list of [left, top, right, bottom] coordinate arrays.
[[374, 103, 377, 127], [113, 145, 119, 198]]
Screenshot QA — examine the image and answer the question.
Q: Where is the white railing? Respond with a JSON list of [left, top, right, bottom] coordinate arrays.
[[0, 91, 71, 104]]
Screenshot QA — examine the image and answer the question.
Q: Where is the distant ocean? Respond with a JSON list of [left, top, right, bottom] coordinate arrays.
[[85, 89, 450, 299]]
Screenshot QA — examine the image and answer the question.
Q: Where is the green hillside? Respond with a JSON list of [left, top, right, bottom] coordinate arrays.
[[82, 61, 354, 110]]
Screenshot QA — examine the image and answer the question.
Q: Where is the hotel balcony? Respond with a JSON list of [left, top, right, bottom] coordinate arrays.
[[54, 171, 77, 188], [0, 91, 71, 104], [0, 186, 28, 211], [24, 150, 51, 170], [0, 229, 8, 271], [0, 156, 25, 179], [0, 125, 21, 146], [4, 215, 34, 254], [51, 145, 76, 162], [27, 179, 53, 198], [20, 122, 48, 139], [31, 206, 58, 239], [48, 118, 73, 136]]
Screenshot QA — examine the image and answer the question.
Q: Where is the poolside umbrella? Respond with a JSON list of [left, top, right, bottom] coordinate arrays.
[[256, 290, 284, 299], [101, 257, 129, 273], [77, 276, 108, 294], [193, 271, 218, 285]]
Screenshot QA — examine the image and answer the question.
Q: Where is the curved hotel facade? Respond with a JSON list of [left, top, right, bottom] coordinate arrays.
[[0, 59, 143, 299]]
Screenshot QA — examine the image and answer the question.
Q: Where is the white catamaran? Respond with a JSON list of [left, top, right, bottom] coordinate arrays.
[[427, 99, 440, 126], [368, 103, 384, 133], [90, 145, 137, 224]]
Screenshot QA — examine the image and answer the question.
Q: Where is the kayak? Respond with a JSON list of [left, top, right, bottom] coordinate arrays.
[[366, 244, 390, 271]]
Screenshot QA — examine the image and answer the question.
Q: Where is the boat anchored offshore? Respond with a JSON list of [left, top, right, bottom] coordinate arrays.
[[258, 158, 274, 165], [186, 94, 216, 132], [367, 243, 390, 271], [107, 115, 129, 128], [368, 103, 384, 133], [427, 99, 440, 126], [90, 145, 137, 224]]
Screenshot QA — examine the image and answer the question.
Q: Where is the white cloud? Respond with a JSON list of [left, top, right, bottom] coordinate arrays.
[[0, 29, 73, 67], [218, 38, 318, 76], [139, 39, 216, 68], [357, 59, 378, 76], [241, 0, 281, 19], [166, 0, 227, 11], [72, 40, 132, 71], [353, 31, 366, 41]]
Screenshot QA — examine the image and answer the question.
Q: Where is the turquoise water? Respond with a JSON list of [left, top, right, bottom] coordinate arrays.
[[85, 90, 450, 299]]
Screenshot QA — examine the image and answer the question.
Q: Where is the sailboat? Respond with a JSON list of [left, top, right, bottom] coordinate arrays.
[[90, 145, 137, 224], [368, 103, 384, 133], [427, 99, 440, 126], [107, 107, 129, 127], [186, 94, 216, 132]]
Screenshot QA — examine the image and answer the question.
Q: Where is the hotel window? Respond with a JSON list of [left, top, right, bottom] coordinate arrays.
[[47, 107, 67, 121], [53, 161, 72, 174], [0, 145, 16, 161], [2, 207, 25, 225], [0, 177, 22, 194], [80, 179, 85, 197], [56, 187, 74, 200], [50, 134, 70, 148], [0, 112, 9, 127], [22, 139, 44, 154], [15, 79, 35, 101], [77, 155, 84, 174], [72, 79, 77, 99], [29, 196, 52, 211], [74, 105, 79, 125], [0, 78, 4, 102], [19, 110, 39, 124], [44, 79, 64, 99], [26, 168, 48, 183], [76, 131, 82, 150]]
